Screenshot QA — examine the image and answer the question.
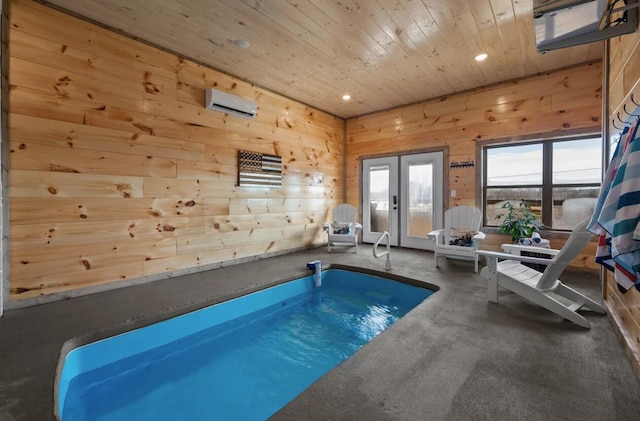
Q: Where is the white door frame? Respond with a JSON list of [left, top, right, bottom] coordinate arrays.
[[362, 151, 444, 250]]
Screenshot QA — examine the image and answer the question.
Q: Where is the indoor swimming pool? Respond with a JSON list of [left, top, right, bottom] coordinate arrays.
[[56, 267, 435, 421]]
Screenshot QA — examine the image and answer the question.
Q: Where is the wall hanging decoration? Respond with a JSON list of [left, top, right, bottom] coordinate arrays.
[[238, 150, 282, 187], [450, 160, 475, 169]]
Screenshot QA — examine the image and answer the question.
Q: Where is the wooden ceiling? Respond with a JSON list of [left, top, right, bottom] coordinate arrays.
[[38, 0, 604, 118]]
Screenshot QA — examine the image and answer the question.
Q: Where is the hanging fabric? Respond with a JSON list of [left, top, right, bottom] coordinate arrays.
[[588, 125, 631, 272], [588, 114, 640, 292]]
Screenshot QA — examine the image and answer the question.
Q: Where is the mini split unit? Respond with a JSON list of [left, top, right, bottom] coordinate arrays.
[[205, 87, 257, 119]]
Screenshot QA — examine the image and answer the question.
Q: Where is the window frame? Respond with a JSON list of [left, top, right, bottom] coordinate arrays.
[[481, 134, 602, 230]]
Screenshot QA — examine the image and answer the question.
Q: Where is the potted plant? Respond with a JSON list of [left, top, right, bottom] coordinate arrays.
[[494, 200, 544, 242]]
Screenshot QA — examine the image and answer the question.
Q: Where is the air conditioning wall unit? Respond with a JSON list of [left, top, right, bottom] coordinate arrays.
[[534, 0, 638, 53], [205, 87, 257, 119]]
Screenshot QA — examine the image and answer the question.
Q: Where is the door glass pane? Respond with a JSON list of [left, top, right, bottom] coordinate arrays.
[[552, 137, 602, 184], [368, 165, 389, 232], [407, 163, 433, 237], [487, 144, 543, 185]]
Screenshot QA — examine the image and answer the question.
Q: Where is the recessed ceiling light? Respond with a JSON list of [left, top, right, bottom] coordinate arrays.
[[342, 94, 351, 101], [234, 39, 250, 49], [475, 53, 488, 62]]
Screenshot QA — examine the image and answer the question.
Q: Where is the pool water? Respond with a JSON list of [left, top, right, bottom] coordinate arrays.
[[59, 269, 433, 421]]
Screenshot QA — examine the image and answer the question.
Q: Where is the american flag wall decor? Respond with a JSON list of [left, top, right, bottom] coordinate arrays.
[[238, 150, 282, 187]]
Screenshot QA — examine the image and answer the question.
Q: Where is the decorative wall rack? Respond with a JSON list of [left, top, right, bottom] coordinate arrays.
[[450, 160, 475, 169], [238, 150, 282, 187]]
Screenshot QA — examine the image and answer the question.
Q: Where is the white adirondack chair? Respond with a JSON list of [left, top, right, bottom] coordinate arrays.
[[476, 219, 604, 328], [323, 204, 362, 252], [429, 206, 486, 272]]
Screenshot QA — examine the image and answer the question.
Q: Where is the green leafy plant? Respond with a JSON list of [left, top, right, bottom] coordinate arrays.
[[495, 200, 544, 242]]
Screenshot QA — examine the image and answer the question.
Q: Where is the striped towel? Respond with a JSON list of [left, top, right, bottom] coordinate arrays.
[[589, 119, 640, 292], [588, 124, 634, 274]]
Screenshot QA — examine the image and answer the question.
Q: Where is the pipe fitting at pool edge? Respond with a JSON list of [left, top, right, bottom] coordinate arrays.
[[306, 261, 322, 287]]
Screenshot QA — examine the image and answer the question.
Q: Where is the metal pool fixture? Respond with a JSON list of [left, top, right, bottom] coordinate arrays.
[[373, 231, 392, 270]]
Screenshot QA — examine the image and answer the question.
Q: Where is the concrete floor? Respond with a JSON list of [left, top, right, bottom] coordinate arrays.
[[1, 245, 639, 421]]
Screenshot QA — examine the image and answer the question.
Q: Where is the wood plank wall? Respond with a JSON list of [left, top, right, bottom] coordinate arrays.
[[6, 0, 344, 303], [605, 28, 640, 379], [345, 61, 603, 271]]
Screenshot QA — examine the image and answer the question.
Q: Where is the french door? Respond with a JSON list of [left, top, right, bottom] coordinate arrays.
[[362, 157, 399, 245], [362, 152, 443, 250]]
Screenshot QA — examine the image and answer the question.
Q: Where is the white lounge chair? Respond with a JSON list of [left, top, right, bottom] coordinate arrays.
[[429, 206, 486, 272], [476, 219, 604, 328], [323, 204, 362, 252]]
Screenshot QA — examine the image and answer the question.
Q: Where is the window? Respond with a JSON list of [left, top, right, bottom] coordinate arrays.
[[483, 136, 602, 230]]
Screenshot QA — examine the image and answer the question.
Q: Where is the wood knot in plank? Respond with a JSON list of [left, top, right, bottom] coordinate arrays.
[[52, 85, 68, 98], [144, 82, 161, 94], [49, 164, 79, 173], [142, 71, 161, 93], [132, 122, 154, 135], [116, 183, 132, 197]]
